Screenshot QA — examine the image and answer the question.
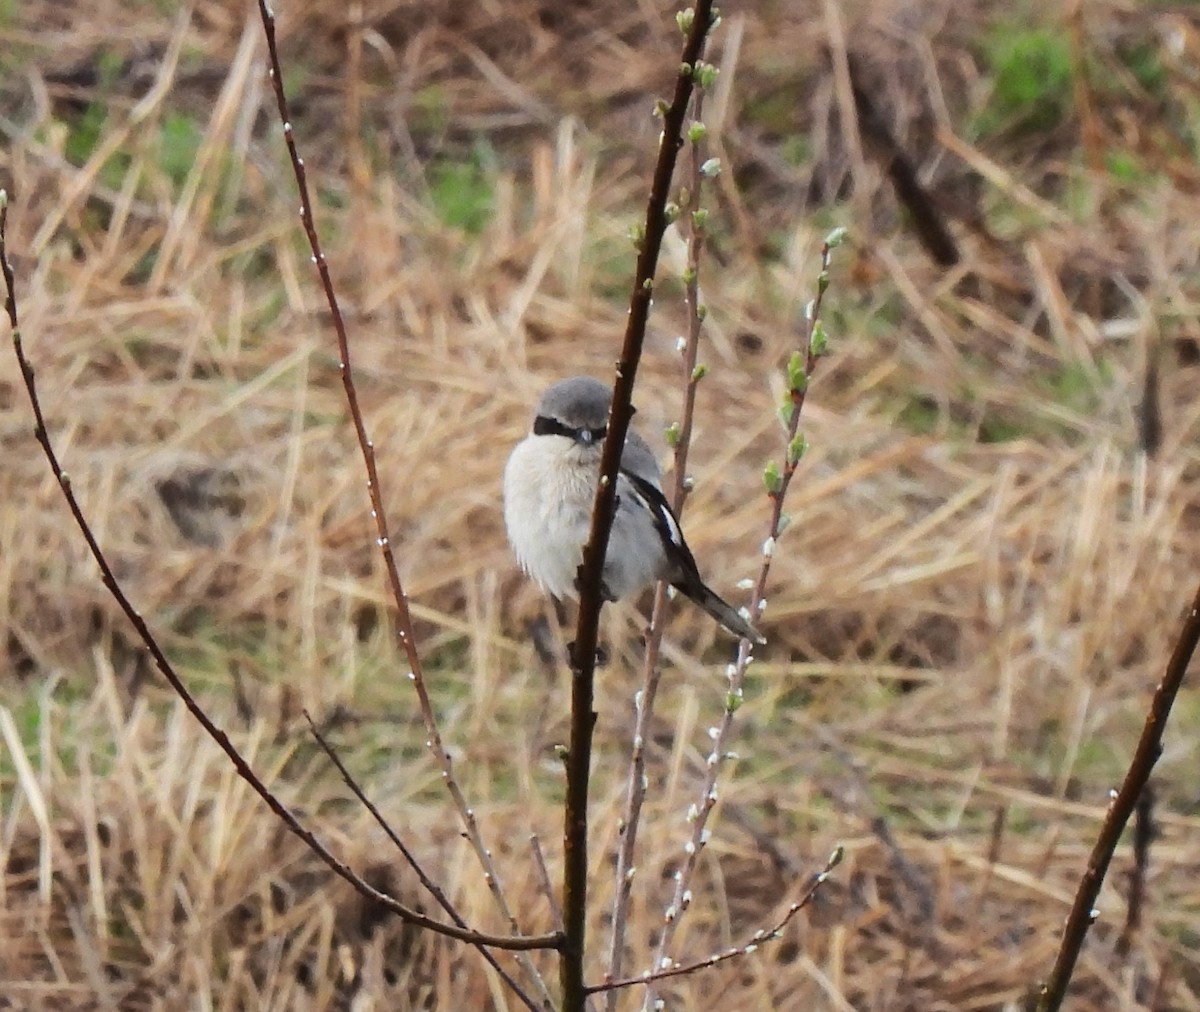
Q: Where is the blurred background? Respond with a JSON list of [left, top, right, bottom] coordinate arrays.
[[1, 0, 1199, 1008]]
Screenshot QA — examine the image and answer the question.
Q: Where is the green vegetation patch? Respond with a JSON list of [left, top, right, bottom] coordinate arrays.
[[976, 25, 1074, 138], [427, 142, 497, 235]]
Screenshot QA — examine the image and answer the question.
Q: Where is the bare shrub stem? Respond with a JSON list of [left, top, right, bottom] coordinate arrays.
[[562, 5, 717, 1010], [1037, 580, 1200, 1010], [253, 5, 555, 1005], [604, 57, 715, 999], [0, 191, 559, 956], [592, 846, 841, 997], [642, 231, 845, 1009]]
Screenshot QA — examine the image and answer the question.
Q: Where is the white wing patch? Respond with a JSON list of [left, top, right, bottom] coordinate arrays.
[[619, 466, 699, 577]]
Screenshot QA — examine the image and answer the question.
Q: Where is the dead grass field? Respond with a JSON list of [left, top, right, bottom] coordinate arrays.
[[2, 0, 1200, 1008]]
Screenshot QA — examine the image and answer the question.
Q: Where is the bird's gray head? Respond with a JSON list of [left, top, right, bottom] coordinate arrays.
[[532, 376, 615, 446]]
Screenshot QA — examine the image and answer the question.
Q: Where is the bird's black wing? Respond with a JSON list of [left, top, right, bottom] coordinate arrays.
[[620, 464, 765, 643], [618, 466, 703, 585]]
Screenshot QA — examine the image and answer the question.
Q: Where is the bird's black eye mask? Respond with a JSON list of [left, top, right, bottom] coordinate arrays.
[[533, 402, 636, 446], [534, 415, 607, 445]]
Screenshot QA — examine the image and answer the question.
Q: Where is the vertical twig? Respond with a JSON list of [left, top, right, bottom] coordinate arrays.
[[531, 834, 565, 932], [605, 40, 717, 997], [1115, 782, 1154, 958], [561, 6, 717, 1010], [254, 6, 553, 1004], [643, 230, 846, 1009], [1037, 581, 1200, 1011]]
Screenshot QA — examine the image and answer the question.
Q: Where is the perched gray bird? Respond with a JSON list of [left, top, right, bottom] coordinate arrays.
[[504, 376, 764, 644]]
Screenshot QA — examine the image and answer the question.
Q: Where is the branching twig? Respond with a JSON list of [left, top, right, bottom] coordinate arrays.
[[561, 5, 718, 1010], [642, 228, 847, 1009], [304, 713, 539, 1010], [591, 847, 842, 996], [253, 5, 554, 1005], [1036, 581, 1200, 1010], [0, 190, 559, 957], [531, 834, 564, 933]]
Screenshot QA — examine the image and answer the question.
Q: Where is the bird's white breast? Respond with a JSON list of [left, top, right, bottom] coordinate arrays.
[[503, 436, 596, 599], [503, 434, 668, 602]]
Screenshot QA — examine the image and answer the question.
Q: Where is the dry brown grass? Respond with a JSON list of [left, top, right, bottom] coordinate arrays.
[[3, 0, 1200, 1008]]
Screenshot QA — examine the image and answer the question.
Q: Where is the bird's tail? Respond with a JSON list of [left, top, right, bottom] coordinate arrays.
[[676, 578, 765, 644]]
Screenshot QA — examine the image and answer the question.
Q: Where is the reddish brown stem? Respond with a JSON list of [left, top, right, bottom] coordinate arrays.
[[0, 193, 559, 958], [1037, 582, 1200, 1010], [562, 6, 717, 1010]]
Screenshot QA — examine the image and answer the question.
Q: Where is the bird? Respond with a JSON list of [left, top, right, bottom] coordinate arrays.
[[503, 376, 764, 644]]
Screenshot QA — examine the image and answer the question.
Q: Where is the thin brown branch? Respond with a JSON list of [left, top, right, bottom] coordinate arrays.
[[530, 834, 564, 934], [605, 60, 715, 1000], [562, 6, 717, 1011], [1115, 781, 1154, 958], [304, 713, 541, 1011], [602, 578, 668, 1001], [0, 190, 559, 957], [1036, 580, 1200, 1011], [589, 847, 843, 996], [643, 230, 845, 1008], [669, 93, 713, 514], [253, 4, 554, 1004]]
